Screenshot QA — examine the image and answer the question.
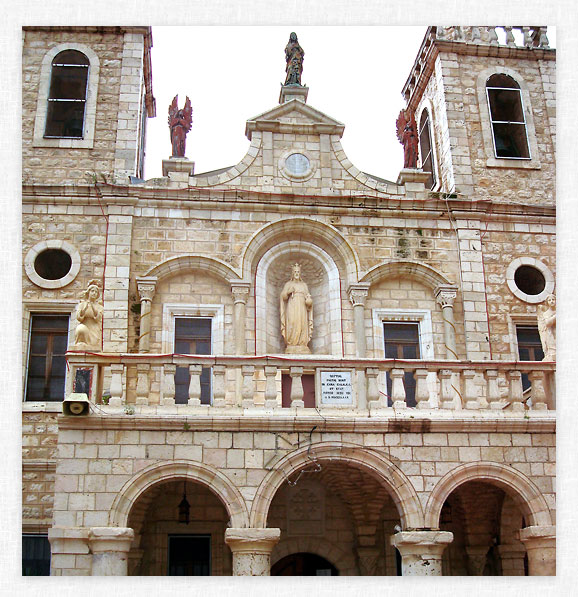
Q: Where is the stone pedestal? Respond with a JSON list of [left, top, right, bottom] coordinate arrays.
[[396, 168, 431, 189], [391, 530, 453, 576], [279, 84, 309, 104], [519, 525, 556, 576], [162, 157, 195, 185], [88, 527, 134, 576], [225, 528, 281, 576]]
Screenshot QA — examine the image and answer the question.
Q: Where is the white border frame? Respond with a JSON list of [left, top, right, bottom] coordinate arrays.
[[24, 240, 81, 289], [506, 257, 555, 304], [33, 42, 100, 149]]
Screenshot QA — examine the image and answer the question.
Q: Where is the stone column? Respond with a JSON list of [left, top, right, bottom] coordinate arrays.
[[435, 285, 458, 360], [519, 525, 556, 576], [48, 526, 91, 576], [348, 284, 370, 357], [390, 530, 453, 576], [497, 543, 527, 576], [136, 276, 157, 353], [224, 528, 281, 576], [88, 527, 134, 576], [231, 282, 251, 355]]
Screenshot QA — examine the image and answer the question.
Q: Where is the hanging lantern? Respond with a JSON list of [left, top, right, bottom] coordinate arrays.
[[178, 481, 190, 524]]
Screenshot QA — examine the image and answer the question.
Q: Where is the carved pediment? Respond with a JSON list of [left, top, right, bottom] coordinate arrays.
[[245, 99, 345, 139]]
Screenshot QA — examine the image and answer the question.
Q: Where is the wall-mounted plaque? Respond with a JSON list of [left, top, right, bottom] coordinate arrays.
[[320, 370, 353, 405]]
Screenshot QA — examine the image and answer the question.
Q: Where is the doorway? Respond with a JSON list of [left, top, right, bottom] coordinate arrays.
[[271, 552, 338, 576], [168, 534, 211, 576]]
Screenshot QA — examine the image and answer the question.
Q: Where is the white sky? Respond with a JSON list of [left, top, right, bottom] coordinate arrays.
[[144, 26, 427, 182]]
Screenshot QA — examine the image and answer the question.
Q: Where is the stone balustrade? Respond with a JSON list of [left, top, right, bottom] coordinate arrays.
[[65, 352, 555, 414]]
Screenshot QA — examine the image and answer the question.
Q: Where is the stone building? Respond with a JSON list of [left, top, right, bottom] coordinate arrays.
[[22, 26, 556, 576]]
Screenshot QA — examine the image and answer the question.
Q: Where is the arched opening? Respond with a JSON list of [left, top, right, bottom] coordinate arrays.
[[45, 50, 89, 138], [126, 477, 232, 576], [265, 457, 411, 576], [271, 552, 339, 576], [419, 109, 436, 189], [486, 73, 530, 159]]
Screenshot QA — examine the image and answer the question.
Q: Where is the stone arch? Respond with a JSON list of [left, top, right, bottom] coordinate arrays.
[[145, 254, 241, 284], [360, 259, 454, 290], [255, 241, 343, 355], [425, 461, 553, 529], [271, 536, 356, 575], [109, 460, 250, 529], [250, 442, 424, 530], [241, 218, 360, 285]]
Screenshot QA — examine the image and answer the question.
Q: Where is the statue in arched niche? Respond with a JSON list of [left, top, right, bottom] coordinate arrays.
[[280, 263, 313, 354], [73, 279, 103, 350], [537, 293, 556, 361]]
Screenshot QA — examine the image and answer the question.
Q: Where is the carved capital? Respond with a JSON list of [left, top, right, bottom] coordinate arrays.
[[136, 276, 157, 303], [348, 284, 370, 307], [435, 285, 458, 308], [231, 282, 251, 305]]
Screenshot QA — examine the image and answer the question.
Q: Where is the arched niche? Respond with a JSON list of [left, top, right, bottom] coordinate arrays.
[[255, 242, 343, 355]]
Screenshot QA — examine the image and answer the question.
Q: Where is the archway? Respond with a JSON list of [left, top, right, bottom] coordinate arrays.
[[271, 552, 339, 576]]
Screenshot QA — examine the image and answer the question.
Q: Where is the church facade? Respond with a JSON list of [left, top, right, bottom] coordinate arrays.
[[22, 26, 556, 576]]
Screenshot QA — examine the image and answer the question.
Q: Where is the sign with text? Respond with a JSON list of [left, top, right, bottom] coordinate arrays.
[[320, 370, 353, 405]]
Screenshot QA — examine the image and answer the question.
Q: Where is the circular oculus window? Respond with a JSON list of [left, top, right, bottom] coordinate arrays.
[[25, 240, 81, 289], [506, 257, 554, 304], [279, 151, 316, 181]]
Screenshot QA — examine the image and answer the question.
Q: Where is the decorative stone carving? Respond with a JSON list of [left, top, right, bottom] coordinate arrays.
[[537, 294, 556, 361], [348, 286, 369, 307], [168, 95, 192, 158], [435, 287, 457, 308], [396, 109, 419, 169], [73, 279, 103, 350], [284, 32, 304, 86], [280, 263, 313, 354]]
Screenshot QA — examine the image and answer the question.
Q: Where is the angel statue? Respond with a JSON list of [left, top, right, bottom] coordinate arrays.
[[284, 32, 305, 86], [396, 109, 419, 169], [168, 95, 193, 158], [537, 293, 556, 361]]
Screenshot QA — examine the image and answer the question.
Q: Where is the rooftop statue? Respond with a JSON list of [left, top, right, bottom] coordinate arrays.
[[396, 109, 419, 169], [168, 95, 193, 158], [284, 32, 305, 86]]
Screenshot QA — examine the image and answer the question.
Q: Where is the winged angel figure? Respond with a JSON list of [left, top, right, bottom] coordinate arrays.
[[396, 109, 419, 169], [168, 95, 193, 157]]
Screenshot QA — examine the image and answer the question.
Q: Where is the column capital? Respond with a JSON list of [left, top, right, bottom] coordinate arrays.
[[136, 276, 157, 302], [519, 525, 555, 545], [231, 281, 251, 304], [88, 527, 135, 553], [519, 525, 556, 576], [435, 284, 458, 308], [225, 528, 281, 553], [348, 283, 370, 307], [391, 530, 453, 552]]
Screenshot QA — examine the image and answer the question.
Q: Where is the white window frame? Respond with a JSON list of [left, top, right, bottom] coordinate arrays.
[[33, 43, 100, 149], [162, 304, 224, 355], [418, 107, 437, 190]]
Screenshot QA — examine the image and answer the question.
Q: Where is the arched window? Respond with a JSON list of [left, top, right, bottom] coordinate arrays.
[[44, 50, 89, 138], [419, 110, 436, 189], [486, 74, 530, 159]]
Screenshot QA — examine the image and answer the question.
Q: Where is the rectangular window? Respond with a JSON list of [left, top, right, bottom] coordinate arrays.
[[22, 534, 51, 576], [384, 322, 421, 407], [25, 314, 69, 401], [516, 325, 544, 391], [174, 317, 212, 404]]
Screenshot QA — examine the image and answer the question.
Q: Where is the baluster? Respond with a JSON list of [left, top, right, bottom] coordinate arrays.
[[241, 365, 255, 409], [415, 368, 430, 409], [507, 370, 524, 412], [366, 367, 383, 409], [471, 27, 482, 43], [212, 365, 226, 408], [289, 366, 304, 408], [528, 370, 548, 411], [109, 363, 124, 406], [463, 369, 480, 410], [436, 26, 447, 40], [439, 369, 455, 410], [521, 27, 532, 47], [487, 27, 499, 45], [135, 363, 150, 405], [188, 364, 202, 406], [264, 366, 278, 409], [504, 26, 516, 47], [162, 363, 176, 405], [390, 368, 406, 409], [534, 26, 550, 48], [486, 369, 502, 410]]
